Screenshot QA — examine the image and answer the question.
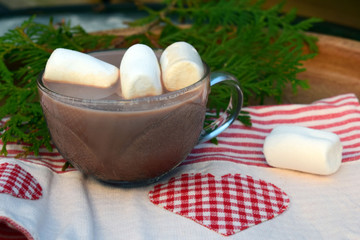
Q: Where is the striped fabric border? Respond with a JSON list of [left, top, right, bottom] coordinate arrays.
[[0, 144, 70, 174], [1, 93, 360, 173], [184, 93, 360, 167]]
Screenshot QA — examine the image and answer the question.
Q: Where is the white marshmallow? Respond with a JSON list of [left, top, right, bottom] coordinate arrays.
[[43, 48, 119, 99], [263, 125, 343, 175], [160, 41, 204, 91], [119, 44, 162, 99]]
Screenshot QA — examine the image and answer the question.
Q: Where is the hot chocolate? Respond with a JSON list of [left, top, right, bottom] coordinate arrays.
[[38, 48, 243, 186], [38, 49, 209, 184]]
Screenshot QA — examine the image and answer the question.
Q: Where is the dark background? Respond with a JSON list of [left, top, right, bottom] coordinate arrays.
[[0, 0, 360, 41]]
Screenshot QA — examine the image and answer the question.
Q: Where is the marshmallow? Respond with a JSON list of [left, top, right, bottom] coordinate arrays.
[[43, 48, 119, 99], [263, 125, 343, 175], [119, 44, 162, 99], [160, 42, 204, 91]]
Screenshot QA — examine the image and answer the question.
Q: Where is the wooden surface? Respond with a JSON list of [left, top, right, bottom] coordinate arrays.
[[257, 0, 360, 30], [279, 33, 360, 104]]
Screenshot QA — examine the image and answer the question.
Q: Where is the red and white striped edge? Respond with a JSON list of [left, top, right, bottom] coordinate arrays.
[[1, 93, 360, 173], [0, 140, 71, 174], [183, 93, 360, 166]]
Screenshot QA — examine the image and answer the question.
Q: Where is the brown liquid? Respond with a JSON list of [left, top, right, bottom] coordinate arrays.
[[39, 80, 208, 183]]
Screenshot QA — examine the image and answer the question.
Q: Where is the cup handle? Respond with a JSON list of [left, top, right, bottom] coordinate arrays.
[[198, 72, 243, 143]]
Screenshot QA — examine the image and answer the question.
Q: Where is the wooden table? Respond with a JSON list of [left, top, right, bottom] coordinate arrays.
[[280, 33, 360, 104]]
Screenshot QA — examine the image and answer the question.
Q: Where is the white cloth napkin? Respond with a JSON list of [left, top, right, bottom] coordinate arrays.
[[0, 93, 359, 240]]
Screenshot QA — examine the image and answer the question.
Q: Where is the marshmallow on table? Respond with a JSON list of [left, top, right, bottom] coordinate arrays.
[[43, 48, 119, 99], [263, 125, 343, 175], [160, 42, 204, 91], [119, 44, 162, 99]]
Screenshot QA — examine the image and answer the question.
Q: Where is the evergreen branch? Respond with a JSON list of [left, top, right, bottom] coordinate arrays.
[[0, 0, 321, 159], [0, 17, 116, 156]]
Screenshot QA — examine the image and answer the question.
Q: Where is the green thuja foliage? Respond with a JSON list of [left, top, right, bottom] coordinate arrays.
[[0, 0, 320, 156], [131, 0, 320, 105], [0, 17, 115, 156]]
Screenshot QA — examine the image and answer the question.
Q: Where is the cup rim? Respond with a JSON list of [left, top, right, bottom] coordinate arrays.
[[37, 49, 210, 107]]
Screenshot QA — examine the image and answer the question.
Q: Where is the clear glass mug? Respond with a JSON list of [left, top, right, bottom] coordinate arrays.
[[37, 49, 243, 187]]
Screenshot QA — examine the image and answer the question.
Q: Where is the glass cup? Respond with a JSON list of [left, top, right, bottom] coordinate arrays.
[[37, 49, 243, 187]]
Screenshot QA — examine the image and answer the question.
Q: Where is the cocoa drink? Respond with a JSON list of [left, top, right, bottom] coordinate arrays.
[[38, 49, 242, 186]]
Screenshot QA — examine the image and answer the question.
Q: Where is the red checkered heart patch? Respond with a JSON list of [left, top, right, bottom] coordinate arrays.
[[149, 173, 290, 236], [0, 163, 42, 200]]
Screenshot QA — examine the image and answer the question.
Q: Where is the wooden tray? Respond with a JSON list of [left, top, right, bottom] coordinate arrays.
[[279, 33, 360, 104]]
